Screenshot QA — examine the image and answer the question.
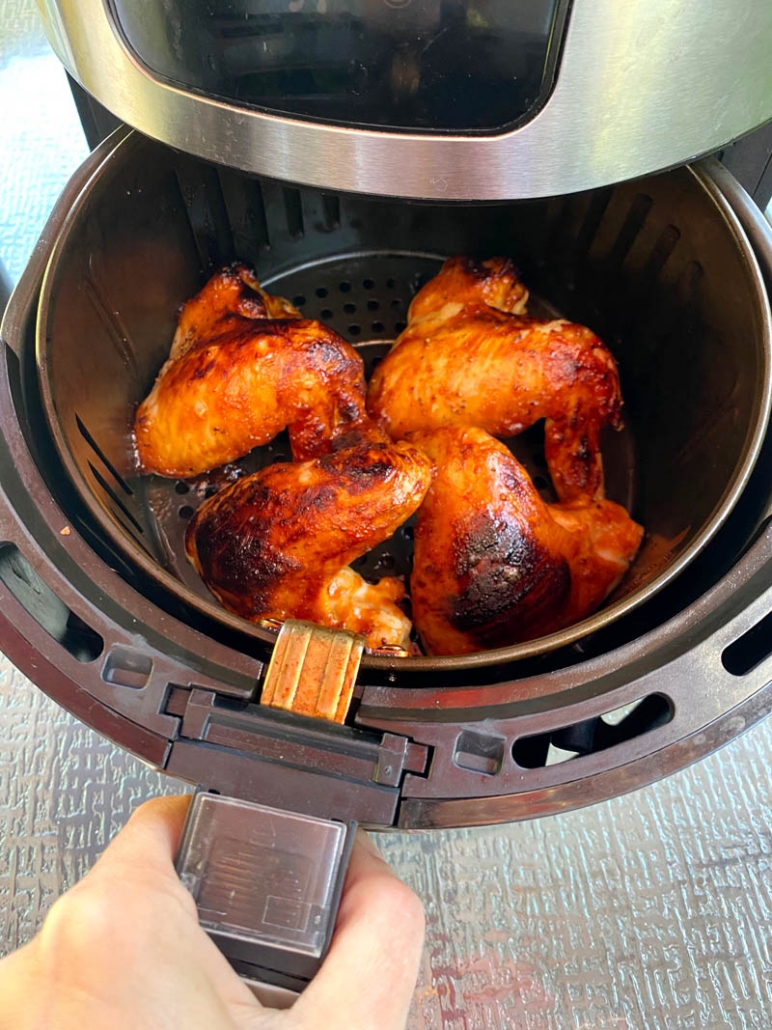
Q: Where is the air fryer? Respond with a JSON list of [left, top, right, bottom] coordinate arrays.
[[4, 0, 772, 997]]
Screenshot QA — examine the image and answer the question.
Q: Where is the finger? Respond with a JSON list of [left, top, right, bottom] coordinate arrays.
[[292, 830, 424, 1030], [89, 794, 192, 886], [72, 794, 260, 1015]]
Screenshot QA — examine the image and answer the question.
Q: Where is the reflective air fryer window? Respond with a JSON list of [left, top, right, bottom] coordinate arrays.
[[111, 0, 569, 133]]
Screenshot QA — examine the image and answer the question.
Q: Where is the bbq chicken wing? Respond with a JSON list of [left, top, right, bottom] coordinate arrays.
[[368, 256, 623, 501], [135, 264, 375, 478], [185, 439, 433, 649], [410, 427, 643, 656]]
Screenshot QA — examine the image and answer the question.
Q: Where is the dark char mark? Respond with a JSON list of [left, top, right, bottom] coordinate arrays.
[[450, 512, 571, 648]]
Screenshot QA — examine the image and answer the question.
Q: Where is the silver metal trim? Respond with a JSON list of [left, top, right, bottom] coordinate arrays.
[[38, 0, 772, 200]]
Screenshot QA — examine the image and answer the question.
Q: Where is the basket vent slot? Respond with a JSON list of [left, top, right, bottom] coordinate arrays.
[[607, 193, 653, 269], [722, 610, 772, 676], [321, 195, 340, 232], [174, 165, 235, 270], [0, 544, 103, 663], [512, 694, 672, 769], [573, 187, 613, 260], [76, 415, 132, 495], [677, 259, 704, 305], [282, 187, 305, 238], [645, 224, 681, 280], [88, 463, 144, 536], [218, 169, 270, 259]]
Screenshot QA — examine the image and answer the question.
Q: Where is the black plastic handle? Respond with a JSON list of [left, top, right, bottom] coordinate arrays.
[[175, 792, 356, 1002]]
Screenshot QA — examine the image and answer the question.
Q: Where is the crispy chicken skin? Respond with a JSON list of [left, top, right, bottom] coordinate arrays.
[[410, 427, 643, 656], [135, 264, 374, 477], [407, 255, 530, 321], [368, 256, 623, 501], [185, 439, 433, 649]]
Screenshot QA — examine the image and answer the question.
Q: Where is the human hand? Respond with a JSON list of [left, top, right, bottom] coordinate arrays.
[[0, 795, 424, 1030]]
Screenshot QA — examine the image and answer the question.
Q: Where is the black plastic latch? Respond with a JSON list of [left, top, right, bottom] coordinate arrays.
[[166, 688, 429, 827]]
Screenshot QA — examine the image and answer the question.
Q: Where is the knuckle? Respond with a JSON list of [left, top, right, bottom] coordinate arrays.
[[371, 875, 426, 940], [391, 879, 426, 936], [39, 886, 118, 975], [46, 883, 116, 944]]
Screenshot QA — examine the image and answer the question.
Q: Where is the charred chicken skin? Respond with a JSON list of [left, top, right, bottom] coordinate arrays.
[[410, 427, 643, 656], [185, 439, 433, 649], [367, 256, 623, 501], [135, 264, 375, 477]]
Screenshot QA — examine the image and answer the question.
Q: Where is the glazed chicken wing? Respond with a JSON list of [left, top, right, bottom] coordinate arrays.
[[135, 264, 374, 477], [185, 439, 433, 649], [368, 257, 622, 501], [410, 427, 643, 656]]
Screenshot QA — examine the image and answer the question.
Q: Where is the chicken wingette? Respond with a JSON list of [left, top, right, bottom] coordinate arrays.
[[185, 439, 433, 649], [410, 427, 643, 655], [135, 264, 374, 477], [368, 256, 623, 501]]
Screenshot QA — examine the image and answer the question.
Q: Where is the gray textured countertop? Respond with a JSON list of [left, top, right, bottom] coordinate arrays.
[[2, 4, 772, 1027]]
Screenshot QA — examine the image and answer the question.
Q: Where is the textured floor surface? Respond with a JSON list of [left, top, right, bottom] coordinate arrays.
[[1, 3, 772, 1027]]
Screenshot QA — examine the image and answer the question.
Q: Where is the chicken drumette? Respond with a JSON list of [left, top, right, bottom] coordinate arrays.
[[186, 438, 433, 649], [368, 256, 623, 501], [410, 427, 643, 656], [135, 264, 375, 478]]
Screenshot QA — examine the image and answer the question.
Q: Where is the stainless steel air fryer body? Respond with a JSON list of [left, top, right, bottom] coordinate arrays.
[[37, 0, 772, 200], [3, 129, 772, 833]]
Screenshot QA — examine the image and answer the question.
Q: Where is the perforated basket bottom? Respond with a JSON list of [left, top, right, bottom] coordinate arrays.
[[136, 251, 636, 643]]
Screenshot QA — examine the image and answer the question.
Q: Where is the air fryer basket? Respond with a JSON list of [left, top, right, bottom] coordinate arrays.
[[36, 131, 771, 669], [4, 130, 772, 826]]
